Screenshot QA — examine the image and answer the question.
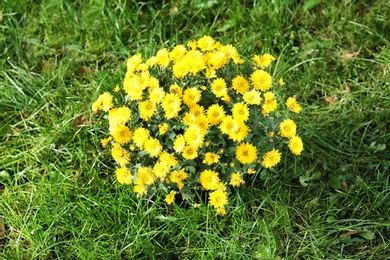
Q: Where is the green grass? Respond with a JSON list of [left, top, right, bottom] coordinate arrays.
[[1, 0, 389, 259]]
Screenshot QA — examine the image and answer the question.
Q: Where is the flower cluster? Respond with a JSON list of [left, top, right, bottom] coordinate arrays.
[[92, 36, 303, 215]]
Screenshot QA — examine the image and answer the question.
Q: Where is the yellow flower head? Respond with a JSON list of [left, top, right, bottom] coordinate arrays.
[[182, 145, 198, 160], [200, 170, 220, 190], [116, 167, 133, 184], [235, 142, 257, 164], [231, 76, 250, 95], [173, 134, 185, 153], [156, 48, 171, 67], [286, 97, 302, 113], [261, 149, 281, 168], [169, 44, 187, 61], [207, 104, 225, 126], [197, 35, 216, 51], [100, 136, 113, 148], [165, 190, 177, 205], [262, 91, 278, 114], [111, 124, 132, 144], [250, 70, 273, 92], [243, 89, 262, 105], [252, 54, 276, 69], [161, 93, 182, 119], [158, 123, 169, 135], [184, 126, 204, 149], [288, 135, 304, 155], [279, 119, 297, 138], [211, 78, 228, 99], [92, 92, 113, 112], [143, 137, 162, 157], [209, 187, 228, 209], [139, 100, 156, 121], [207, 51, 228, 70], [132, 127, 150, 149], [149, 87, 165, 104], [169, 169, 189, 184], [108, 106, 131, 128], [137, 166, 156, 185], [203, 152, 220, 165], [232, 102, 249, 122], [111, 143, 130, 166], [229, 173, 245, 187], [183, 87, 202, 107]]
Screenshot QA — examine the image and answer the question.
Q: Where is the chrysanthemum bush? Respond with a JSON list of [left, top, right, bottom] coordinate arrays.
[[92, 36, 303, 215]]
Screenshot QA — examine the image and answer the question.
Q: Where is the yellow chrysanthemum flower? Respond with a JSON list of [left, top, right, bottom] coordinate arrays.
[[111, 143, 130, 166], [173, 134, 185, 153], [169, 169, 189, 185], [227, 120, 249, 143], [116, 167, 133, 184], [159, 151, 178, 167], [261, 149, 281, 168], [111, 124, 132, 144], [186, 50, 206, 76], [126, 53, 143, 74], [207, 51, 228, 70], [288, 135, 304, 155], [132, 127, 150, 149], [123, 75, 145, 101], [184, 126, 204, 149], [252, 54, 276, 69], [169, 44, 187, 61], [194, 114, 209, 133], [279, 119, 297, 138], [183, 87, 202, 107], [232, 103, 249, 122], [207, 104, 225, 126], [165, 190, 177, 205], [243, 89, 262, 105], [220, 44, 244, 64], [153, 161, 170, 179], [286, 97, 302, 113], [182, 145, 198, 160], [139, 100, 156, 121], [197, 35, 216, 51], [143, 137, 162, 157], [200, 170, 220, 190], [211, 78, 228, 99], [229, 173, 245, 187], [100, 136, 113, 148], [209, 186, 228, 209], [203, 152, 220, 165], [189, 104, 206, 118], [158, 123, 169, 135], [108, 106, 131, 128], [137, 166, 156, 186], [250, 70, 273, 92], [92, 92, 113, 112], [134, 177, 147, 195], [231, 76, 250, 95], [155, 48, 171, 67], [247, 168, 256, 174], [149, 87, 165, 104], [262, 91, 278, 114], [161, 93, 182, 119], [235, 142, 257, 164]]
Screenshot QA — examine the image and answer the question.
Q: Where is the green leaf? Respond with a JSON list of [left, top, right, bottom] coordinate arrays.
[[359, 230, 376, 240], [303, 0, 322, 11], [328, 175, 341, 189]]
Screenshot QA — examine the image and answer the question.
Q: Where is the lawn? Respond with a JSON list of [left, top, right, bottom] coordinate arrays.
[[1, 0, 389, 259]]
